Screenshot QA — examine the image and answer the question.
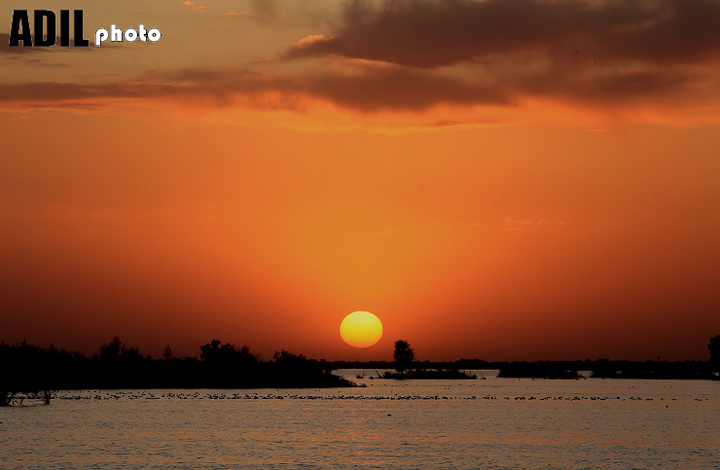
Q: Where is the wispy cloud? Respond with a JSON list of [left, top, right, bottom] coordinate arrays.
[[0, 59, 715, 115], [0, 33, 90, 55], [0, 67, 510, 111], [248, 0, 278, 24], [182, 0, 207, 13], [502, 217, 565, 230]]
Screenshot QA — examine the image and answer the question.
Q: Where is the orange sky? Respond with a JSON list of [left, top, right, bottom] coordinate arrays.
[[2, 0, 720, 361]]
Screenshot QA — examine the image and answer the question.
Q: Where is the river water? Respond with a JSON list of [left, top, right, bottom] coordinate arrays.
[[2, 371, 718, 469]]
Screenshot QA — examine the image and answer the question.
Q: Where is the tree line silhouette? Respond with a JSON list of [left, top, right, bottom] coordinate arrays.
[[2, 335, 718, 405], [0, 337, 354, 405], [338, 336, 720, 381]]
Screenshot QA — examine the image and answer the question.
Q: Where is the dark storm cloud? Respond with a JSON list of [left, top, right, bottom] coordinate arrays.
[[276, 0, 720, 110], [285, 0, 720, 68]]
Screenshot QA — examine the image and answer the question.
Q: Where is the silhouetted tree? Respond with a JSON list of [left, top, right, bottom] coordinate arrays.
[[0, 341, 65, 405], [98, 336, 123, 361], [122, 345, 144, 361], [37, 389, 54, 404], [709, 335, 720, 370], [163, 345, 174, 361], [393, 340, 415, 373], [97, 337, 146, 362]]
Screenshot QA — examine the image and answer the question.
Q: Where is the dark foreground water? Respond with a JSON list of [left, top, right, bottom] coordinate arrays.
[[2, 372, 718, 469]]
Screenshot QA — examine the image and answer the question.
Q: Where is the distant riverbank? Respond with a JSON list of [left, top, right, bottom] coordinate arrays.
[[2, 339, 717, 406]]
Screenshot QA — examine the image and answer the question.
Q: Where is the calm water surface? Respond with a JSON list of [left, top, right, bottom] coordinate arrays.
[[2, 372, 718, 469]]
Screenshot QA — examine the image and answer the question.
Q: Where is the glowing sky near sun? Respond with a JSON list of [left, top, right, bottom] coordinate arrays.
[[2, 0, 720, 361]]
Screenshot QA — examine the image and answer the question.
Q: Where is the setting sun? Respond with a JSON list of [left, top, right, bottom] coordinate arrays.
[[340, 311, 383, 348]]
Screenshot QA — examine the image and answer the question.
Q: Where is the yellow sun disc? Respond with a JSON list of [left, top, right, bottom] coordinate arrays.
[[340, 311, 383, 348]]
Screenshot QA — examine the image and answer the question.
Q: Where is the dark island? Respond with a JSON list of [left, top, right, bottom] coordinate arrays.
[[380, 340, 476, 380], [0, 337, 356, 406], [331, 335, 720, 381]]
